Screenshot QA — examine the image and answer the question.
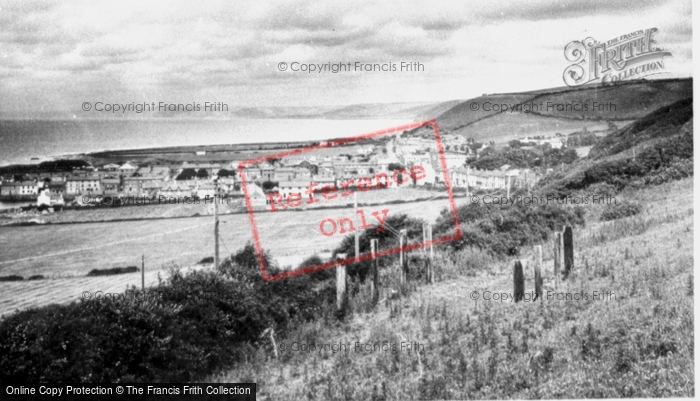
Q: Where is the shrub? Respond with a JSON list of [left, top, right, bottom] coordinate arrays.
[[600, 202, 642, 221], [0, 243, 337, 384], [0, 275, 23, 282], [332, 214, 424, 282], [86, 266, 138, 277], [434, 201, 585, 256], [198, 256, 214, 264]]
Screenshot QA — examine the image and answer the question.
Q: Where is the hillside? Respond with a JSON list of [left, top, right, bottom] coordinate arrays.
[[535, 97, 693, 199], [588, 97, 693, 159], [433, 78, 692, 143]]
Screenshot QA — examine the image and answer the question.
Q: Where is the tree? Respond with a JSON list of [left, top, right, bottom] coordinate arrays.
[[217, 169, 236, 178], [261, 181, 278, 191], [176, 168, 197, 180]]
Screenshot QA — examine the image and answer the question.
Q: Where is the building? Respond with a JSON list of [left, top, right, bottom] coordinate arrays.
[[47, 181, 66, 199], [66, 176, 102, 195], [118, 162, 139, 176], [196, 183, 216, 199], [245, 183, 268, 211], [103, 163, 121, 171], [0, 181, 38, 199], [159, 184, 192, 198], [278, 180, 311, 198], [102, 177, 121, 196], [450, 166, 469, 188]]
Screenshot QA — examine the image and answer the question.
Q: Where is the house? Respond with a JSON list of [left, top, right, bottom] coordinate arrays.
[[415, 161, 437, 185], [142, 180, 164, 197], [357, 145, 375, 155], [273, 167, 310, 182], [118, 162, 139, 176], [159, 184, 192, 198], [433, 151, 467, 169], [48, 183, 65, 205], [218, 177, 238, 193], [102, 177, 121, 196], [0, 181, 38, 199], [450, 166, 469, 188], [245, 183, 268, 211], [122, 177, 146, 196], [278, 179, 311, 198], [103, 163, 121, 171], [468, 169, 509, 189], [257, 162, 276, 181], [66, 176, 102, 195], [196, 183, 216, 199], [136, 166, 171, 179]]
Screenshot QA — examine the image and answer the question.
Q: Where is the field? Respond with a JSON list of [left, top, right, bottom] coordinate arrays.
[[0, 195, 462, 317], [213, 176, 694, 399]]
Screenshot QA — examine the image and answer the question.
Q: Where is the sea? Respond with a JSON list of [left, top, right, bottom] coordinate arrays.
[[0, 118, 411, 210]]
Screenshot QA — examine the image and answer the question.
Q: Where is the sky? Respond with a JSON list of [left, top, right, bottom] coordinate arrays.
[[0, 0, 693, 113]]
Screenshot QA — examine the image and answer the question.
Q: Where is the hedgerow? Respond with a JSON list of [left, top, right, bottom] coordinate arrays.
[[0, 244, 334, 384]]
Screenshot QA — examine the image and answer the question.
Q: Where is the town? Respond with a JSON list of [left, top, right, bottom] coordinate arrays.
[[0, 128, 580, 214]]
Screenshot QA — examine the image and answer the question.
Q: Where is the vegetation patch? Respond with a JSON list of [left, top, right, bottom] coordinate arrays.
[[600, 201, 642, 221], [0, 275, 24, 282], [86, 266, 139, 277]]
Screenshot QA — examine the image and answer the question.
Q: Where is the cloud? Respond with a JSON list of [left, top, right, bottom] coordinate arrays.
[[0, 0, 692, 112]]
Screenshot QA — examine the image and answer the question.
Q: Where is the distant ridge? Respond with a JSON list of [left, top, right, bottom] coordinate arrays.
[[431, 78, 692, 143]]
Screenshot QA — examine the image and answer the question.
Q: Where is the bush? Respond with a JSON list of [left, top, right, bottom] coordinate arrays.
[[0, 243, 337, 384], [332, 214, 424, 282], [86, 266, 138, 277], [198, 256, 214, 264], [0, 275, 23, 282], [435, 202, 585, 256], [600, 202, 642, 221]]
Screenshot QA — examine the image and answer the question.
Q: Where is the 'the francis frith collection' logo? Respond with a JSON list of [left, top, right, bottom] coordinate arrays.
[[563, 28, 672, 87]]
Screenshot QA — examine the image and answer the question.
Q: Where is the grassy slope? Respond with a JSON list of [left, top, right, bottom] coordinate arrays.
[[589, 97, 693, 159], [213, 176, 694, 400], [536, 95, 693, 198]]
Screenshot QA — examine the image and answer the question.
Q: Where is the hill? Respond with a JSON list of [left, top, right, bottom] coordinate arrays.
[[535, 97, 693, 199], [433, 78, 692, 143], [588, 97, 693, 159]]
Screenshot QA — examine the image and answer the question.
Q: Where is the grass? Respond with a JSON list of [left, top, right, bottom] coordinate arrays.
[[210, 176, 694, 399], [0, 196, 456, 317]]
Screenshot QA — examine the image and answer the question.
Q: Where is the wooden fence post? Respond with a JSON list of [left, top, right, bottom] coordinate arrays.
[[428, 224, 434, 284], [553, 233, 561, 289], [399, 229, 408, 283], [534, 245, 542, 301], [513, 260, 525, 303], [563, 226, 574, 279], [336, 253, 347, 312], [370, 239, 379, 304]]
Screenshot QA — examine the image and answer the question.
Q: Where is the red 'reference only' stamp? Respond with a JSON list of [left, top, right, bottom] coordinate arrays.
[[239, 120, 462, 282]]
